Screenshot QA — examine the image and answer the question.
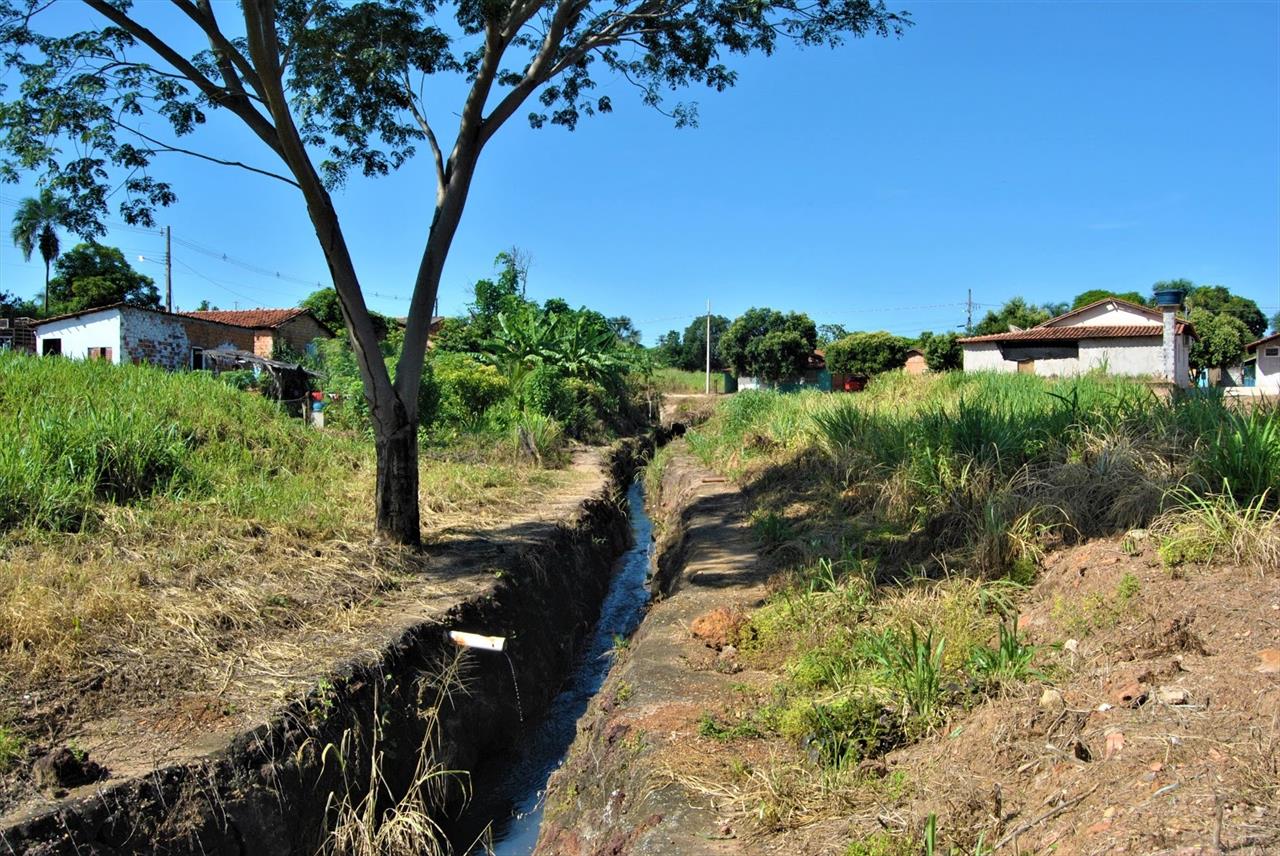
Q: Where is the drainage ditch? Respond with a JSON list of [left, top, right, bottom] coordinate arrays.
[[453, 479, 655, 854]]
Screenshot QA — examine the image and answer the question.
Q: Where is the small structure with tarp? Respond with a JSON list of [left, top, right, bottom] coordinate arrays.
[[201, 348, 318, 416]]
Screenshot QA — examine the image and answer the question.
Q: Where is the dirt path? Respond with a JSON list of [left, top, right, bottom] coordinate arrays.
[[535, 443, 775, 855]]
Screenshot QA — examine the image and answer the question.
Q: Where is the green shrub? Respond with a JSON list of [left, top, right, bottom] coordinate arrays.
[[432, 352, 507, 429], [511, 411, 566, 465], [520, 364, 573, 421], [217, 369, 258, 391]]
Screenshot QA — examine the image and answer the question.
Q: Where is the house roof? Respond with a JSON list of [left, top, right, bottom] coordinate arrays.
[[1246, 331, 1280, 353], [958, 323, 1192, 345], [34, 301, 139, 327], [182, 308, 311, 329], [35, 303, 334, 337], [1032, 296, 1163, 329]]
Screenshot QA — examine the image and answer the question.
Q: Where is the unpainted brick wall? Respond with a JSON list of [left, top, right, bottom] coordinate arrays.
[[276, 315, 333, 353], [120, 309, 189, 370], [184, 318, 254, 353]]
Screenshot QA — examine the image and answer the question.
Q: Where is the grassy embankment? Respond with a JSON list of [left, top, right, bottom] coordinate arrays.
[[0, 352, 583, 770], [650, 367, 727, 394], [674, 371, 1279, 852]]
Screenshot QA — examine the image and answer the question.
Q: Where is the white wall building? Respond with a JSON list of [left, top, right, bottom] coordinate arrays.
[[1245, 332, 1280, 394], [34, 304, 250, 370], [959, 298, 1194, 387]]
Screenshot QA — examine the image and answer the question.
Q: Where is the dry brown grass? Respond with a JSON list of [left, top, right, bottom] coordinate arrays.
[[0, 454, 584, 759]]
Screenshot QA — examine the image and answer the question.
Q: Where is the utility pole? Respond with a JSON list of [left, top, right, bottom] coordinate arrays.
[[165, 226, 173, 313], [705, 300, 712, 395], [966, 288, 973, 333]]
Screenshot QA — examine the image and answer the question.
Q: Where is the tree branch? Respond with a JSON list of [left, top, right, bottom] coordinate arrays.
[[479, 0, 588, 145], [80, 0, 284, 157], [172, 0, 267, 104], [112, 120, 301, 187], [403, 72, 445, 197]]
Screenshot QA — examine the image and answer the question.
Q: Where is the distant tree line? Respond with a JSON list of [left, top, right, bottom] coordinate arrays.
[[652, 281, 1274, 383]]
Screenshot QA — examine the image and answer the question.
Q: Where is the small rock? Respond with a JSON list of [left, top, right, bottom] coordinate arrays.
[[1039, 688, 1065, 711], [1103, 731, 1125, 760], [1107, 679, 1148, 709], [1255, 648, 1280, 674], [1064, 638, 1079, 654], [32, 746, 105, 791], [1095, 702, 1114, 713], [1154, 686, 1190, 705]]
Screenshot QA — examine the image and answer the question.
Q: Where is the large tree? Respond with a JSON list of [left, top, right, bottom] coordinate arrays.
[[656, 314, 729, 371], [971, 297, 1053, 336], [8, 187, 69, 314], [1071, 288, 1149, 310], [719, 307, 816, 380], [1187, 308, 1251, 378], [1181, 284, 1267, 338], [917, 329, 961, 371], [824, 330, 910, 376], [0, 0, 908, 544], [47, 242, 160, 313]]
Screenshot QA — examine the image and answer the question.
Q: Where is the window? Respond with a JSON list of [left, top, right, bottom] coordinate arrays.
[[41, 338, 62, 356], [87, 347, 113, 361], [1265, 347, 1279, 358], [192, 346, 205, 370], [1002, 343, 1079, 362]]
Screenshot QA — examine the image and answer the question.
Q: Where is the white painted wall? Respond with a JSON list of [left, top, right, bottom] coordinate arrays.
[[961, 334, 1193, 386], [35, 308, 123, 362], [1042, 302, 1159, 328], [1256, 343, 1280, 393], [961, 343, 1013, 373]]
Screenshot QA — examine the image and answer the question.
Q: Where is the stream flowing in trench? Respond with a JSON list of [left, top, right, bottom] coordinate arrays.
[[478, 479, 654, 854]]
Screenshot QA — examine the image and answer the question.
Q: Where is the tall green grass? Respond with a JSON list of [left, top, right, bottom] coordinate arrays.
[[689, 371, 1279, 575], [0, 352, 358, 533]]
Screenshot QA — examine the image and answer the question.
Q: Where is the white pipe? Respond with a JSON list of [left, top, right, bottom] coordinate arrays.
[[449, 630, 506, 652]]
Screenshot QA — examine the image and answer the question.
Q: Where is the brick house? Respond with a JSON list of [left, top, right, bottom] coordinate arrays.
[[33, 304, 331, 370], [181, 308, 333, 357]]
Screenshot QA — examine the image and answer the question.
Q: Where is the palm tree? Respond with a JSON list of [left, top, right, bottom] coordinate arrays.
[[10, 189, 69, 314]]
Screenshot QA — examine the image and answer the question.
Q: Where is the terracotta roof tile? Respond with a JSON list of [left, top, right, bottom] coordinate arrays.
[[958, 323, 1190, 344], [181, 308, 309, 329], [1246, 331, 1280, 352]]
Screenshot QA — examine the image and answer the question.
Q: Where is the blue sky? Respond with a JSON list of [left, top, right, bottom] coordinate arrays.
[[1, 0, 1277, 343]]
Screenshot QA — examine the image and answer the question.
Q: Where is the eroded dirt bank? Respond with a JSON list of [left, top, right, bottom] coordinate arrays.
[[3, 439, 649, 855], [533, 442, 771, 855]]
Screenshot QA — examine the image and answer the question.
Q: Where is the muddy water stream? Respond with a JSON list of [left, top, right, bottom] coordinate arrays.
[[466, 480, 654, 854]]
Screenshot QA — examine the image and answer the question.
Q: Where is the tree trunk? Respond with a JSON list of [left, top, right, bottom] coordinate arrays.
[[373, 401, 421, 547]]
